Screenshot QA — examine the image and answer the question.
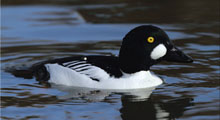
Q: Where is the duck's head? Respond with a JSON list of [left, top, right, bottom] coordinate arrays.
[[119, 25, 193, 74]]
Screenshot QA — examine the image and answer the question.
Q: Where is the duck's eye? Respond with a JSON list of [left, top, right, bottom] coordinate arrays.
[[147, 36, 155, 43]]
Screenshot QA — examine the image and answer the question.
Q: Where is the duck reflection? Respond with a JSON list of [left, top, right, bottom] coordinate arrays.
[[52, 84, 155, 101], [52, 84, 193, 120], [120, 95, 193, 120]]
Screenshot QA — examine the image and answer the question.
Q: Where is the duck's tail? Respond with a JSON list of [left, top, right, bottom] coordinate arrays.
[[6, 64, 51, 87], [9, 69, 34, 79]]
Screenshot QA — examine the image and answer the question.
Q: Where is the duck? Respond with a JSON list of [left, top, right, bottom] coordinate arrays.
[[32, 25, 193, 89]]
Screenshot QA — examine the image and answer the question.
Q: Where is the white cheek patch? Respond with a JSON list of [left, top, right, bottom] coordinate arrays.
[[150, 44, 167, 60]]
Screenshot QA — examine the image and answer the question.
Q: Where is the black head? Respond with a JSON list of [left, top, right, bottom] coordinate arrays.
[[119, 25, 193, 74]]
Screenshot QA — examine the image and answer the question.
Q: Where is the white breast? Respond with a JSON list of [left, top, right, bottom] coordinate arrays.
[[45, 63, 163, 89]]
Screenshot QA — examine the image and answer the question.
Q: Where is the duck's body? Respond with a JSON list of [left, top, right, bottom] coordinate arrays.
[[37, 56, 162, 89], [33, 25, 193, 89]]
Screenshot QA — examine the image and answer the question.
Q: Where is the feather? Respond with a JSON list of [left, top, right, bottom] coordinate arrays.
[[60, 60, 110, 81]]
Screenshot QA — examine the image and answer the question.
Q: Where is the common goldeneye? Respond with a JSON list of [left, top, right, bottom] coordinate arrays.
[[32, 25, 193, 89]]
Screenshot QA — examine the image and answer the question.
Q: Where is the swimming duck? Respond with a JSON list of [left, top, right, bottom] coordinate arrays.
[[32, 25, 193, 89]]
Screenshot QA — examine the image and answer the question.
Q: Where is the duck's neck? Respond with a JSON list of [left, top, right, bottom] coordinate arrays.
[[119, 45, 153, 74], [119, 55, 151, 74]]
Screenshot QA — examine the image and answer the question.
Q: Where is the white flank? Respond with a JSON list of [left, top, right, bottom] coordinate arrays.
[[45, 63, 163, 89], [150, 44, 167, 60]]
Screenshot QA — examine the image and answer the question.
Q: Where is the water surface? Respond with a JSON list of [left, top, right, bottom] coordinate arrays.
[[1, 0, 220, 120]]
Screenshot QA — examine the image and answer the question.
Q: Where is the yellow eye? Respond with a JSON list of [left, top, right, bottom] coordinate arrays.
[[147, 36, 154, 43]]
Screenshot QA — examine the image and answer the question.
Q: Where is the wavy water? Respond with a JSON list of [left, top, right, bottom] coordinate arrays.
[[1, 0, 220, 120]]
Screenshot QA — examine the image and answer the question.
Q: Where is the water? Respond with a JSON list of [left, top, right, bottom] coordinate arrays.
[[1, 0, 220, 120]]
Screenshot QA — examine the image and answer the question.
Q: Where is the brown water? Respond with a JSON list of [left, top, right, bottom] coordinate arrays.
[[1, 0, 220, 120]]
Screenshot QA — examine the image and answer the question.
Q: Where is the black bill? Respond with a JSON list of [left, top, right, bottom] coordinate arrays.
[[163, 46, 193, 63]]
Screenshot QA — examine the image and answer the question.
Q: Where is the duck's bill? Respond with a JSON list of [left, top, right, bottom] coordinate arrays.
[[163, 47, 193, 63]]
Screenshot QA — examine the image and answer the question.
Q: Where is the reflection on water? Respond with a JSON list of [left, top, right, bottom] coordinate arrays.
[[1, 0, 220, 120], [51, 84, 155, 101], [120, 96, 193, 120]]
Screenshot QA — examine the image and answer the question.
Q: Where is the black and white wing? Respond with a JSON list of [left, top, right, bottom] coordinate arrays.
[[33, 56, 122, 82], [61, 60, 110, 81]]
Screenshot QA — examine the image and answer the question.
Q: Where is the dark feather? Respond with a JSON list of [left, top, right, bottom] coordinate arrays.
[[31, 55, 123, 82]]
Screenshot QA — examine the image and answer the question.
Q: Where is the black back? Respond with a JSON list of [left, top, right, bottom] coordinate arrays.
[[32, 55, 123, 82]]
